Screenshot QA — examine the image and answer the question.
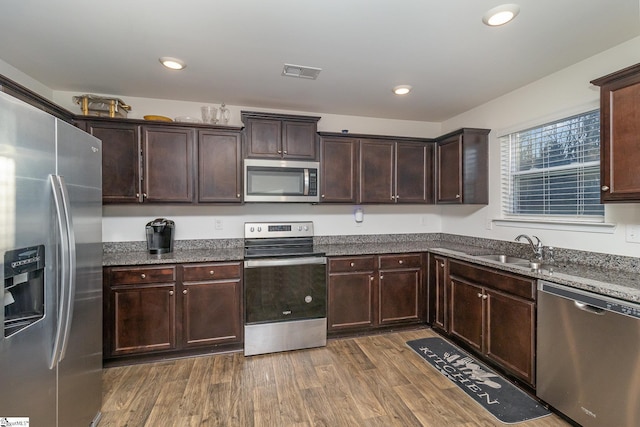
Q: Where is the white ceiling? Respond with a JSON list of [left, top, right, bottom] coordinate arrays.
[[1, 0, 638, 122]]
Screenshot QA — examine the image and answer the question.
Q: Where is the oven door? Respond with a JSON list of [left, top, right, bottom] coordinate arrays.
[[244, 256, 326, 324]]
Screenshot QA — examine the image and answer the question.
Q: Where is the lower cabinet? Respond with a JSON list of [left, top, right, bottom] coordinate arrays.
[[446, 259, 537, 386], [327, 253, 425, 333], [104, 261, 242, 362]]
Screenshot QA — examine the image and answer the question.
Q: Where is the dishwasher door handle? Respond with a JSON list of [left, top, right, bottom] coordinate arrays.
[[574, 301, 606, 315]]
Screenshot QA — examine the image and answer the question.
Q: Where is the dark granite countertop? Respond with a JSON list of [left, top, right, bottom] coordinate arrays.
[[103, 235, 640, 304]]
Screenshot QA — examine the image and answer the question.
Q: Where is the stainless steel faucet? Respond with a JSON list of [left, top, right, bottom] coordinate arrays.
[[515, 234, 543, 261]]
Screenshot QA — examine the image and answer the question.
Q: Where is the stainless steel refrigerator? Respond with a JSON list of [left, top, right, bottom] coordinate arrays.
[[0, 91, 102, 426]]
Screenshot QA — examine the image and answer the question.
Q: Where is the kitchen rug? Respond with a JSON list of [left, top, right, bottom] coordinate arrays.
[[406, 337, 551, 424]]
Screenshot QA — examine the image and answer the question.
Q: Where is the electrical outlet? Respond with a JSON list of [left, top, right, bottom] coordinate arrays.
[[626, 224, 640, 243], [214, 218, 223, 230]]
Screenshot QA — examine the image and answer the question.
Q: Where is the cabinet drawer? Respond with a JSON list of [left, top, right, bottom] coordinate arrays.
[[329, 256, 376, 273], [378, 253, 422, 269], [110, 265, 176, 284], [182, 262, 242, 281], [449, 260, 535, 300]]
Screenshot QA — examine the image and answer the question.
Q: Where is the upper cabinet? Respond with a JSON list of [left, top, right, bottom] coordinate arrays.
[[435, 128, 489, 205], [241, 111, 320, 160], [78, 117, 242, 204], [591, 63, 640, 203], [318, 132, 434, 204]]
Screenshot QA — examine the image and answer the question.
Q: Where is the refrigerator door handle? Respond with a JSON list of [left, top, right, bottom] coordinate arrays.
[[49, 175, 76, 368]]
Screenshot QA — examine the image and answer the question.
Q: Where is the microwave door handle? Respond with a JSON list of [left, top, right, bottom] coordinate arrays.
[[303, 169, 310, 196]]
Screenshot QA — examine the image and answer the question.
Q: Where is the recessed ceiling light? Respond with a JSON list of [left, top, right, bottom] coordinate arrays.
[[483, 4, 520, 26], [393, 85, 412, 95], [159, 57, 186, 70]]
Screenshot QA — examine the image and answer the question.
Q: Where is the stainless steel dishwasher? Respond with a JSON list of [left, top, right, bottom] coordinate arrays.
[[537, 280, 640, 427]]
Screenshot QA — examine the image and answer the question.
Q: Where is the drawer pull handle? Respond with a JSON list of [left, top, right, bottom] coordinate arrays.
[[183, 289, 187, 295], [209, 270, 215, 275], [370, 276, 374, 281], [169, 290, 174, 296], [477, 293, 482, 298], [482, 294, 488, 300], [350, 262, 355, 267], [455, 194, 461, 199], [440, 263, 445, 268], [141, 273, 146, 279], [398, 260, 403, 264], [380, 275, 384, 279], [601, 185, 610, 191]]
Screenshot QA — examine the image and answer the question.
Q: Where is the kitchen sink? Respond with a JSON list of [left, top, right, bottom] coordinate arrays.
[[475, 254, 531, 265]]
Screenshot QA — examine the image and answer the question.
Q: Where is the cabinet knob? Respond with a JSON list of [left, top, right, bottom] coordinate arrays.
[[237, 193, 241, 198], [140, 273, 146, 279], [601, 185, 610, 191], [143, 193, 148, 199], [380, 275, 384, 279], [370, 276, 374, 281], [169, 290, 174, 296], [396, 195, 399, 200], [455, 194, 461, 199], [277, 150, 282, 154], [321, 194, 325, 198], [482, 294, 488, 300], [440, 262, 445, 268], [183, 289, 187, 294], [350, 262, 355, 267], [398, 260, 403, 264], [477, 293, 482, 298], [283, 150, 288, 154], [136, 193, 140, 198], [209, 270, 215, 275], [391, 195, 395, 200]]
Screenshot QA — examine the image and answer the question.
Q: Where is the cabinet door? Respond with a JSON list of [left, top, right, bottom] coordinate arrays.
[[142, 126, 195, 202], [485, 289, 535, 385], [198, 130, 242, 202], [182, 279, 242, 348], [600, 79, 640, 201], [320, 137, 358, 203], [246, 118, 282, 158], [86, 121, 140, 203], [110, 283, 176, 356], [396, 142, 434, 204], [431, 255, 448, 332], [449, 277, 483, 352], [282, 120, 317, 159], [359, 139, 395, 203], [378, 268, 421, 325], [436, 135, 463, 203], [328, 272, 375, 330]]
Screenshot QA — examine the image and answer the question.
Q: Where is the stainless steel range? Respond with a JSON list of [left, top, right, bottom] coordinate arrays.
[[243, 221, 327, 356]]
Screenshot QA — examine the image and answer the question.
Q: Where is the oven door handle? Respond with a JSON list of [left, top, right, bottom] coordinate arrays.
[[244, 256, 327, 268]]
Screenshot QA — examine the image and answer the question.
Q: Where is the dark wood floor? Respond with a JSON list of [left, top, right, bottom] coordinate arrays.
[[99, 328, 570, 426]]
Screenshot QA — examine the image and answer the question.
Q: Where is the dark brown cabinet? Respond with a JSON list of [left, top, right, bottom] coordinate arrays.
[[429, 254, 448, 333], [591, 63, 640, 202], [142, 126, 195, 203], [84, 121, 141, 203], [359, 138, 434, 204], [105, 266, 177, 357], [319, 136, 358, 203], [104, 261, 243, 362], [436, 128, 489, 204], [197, 130, 242, 203], [447, 259, 536, 386], [180, 262, 242, 348], [378, 254, 423, 324], [241, 111, 320, 160], [327, 254, 424, 334]]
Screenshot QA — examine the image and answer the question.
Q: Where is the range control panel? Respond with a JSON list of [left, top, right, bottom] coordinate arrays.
[[244, 221, 314, 239]]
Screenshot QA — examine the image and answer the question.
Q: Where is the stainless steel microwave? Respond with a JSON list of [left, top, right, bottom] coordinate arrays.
[[244, 159, 320, 202]]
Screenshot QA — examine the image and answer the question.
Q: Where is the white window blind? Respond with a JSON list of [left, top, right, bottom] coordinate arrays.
[[500, 109, 603, 219]]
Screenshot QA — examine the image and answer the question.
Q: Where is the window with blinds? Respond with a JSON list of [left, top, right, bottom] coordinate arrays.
[[500, 109, 603, 219]]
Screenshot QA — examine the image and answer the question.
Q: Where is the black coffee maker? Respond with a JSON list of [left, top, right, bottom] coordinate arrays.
[[146, 218, 175, 254]]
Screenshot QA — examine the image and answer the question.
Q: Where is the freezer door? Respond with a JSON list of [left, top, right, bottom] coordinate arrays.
[[56, 120, 103, 426], [0, 92, 57, 425]]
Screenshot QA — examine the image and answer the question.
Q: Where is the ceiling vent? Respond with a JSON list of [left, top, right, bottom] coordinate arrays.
[[282, 63, 322, 80]]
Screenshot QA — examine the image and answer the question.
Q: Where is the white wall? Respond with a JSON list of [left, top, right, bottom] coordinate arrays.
[[441, 36, 640, 257]]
